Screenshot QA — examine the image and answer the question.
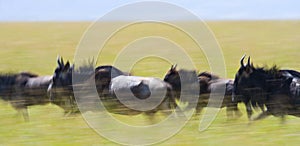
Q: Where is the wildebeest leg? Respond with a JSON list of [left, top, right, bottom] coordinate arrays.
[[252, 110, 270, 121], [11, 100, 29, 122], [226, 106, 234, 119], [68, 96, 79, 115], [245, 101, 253, 120], [64, 110, 71, 116], [280, 115, 286, 124], [62, 96, 76, 116], [233, 105, 243, 118], [145, 111, 157, 124], [22, 107, 29, 122], [157, 97, 183, 120], [226, 102, 242, 119], [192, 104, 204, 120], [195, 104, 204, 115], [225, 95, 234, 119], [18, 107, 29, 122]]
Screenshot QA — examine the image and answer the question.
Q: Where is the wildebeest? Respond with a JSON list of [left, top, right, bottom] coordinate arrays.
[[163, 65, 242, 119], [47, 57, 95, 114], [107, 75, 176, 116], [232, 55, 300, 121], [48, 58, 128, 97], [48, 57, 176, 119], [0, 72, 52, 121], [94, 65, 130, 97]]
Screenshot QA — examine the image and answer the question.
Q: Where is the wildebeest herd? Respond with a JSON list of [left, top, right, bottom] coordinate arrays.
[[0, 55, 300, 123]]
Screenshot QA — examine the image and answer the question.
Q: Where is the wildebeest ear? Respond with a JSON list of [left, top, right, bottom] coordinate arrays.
[[240, 54, 246, 68]]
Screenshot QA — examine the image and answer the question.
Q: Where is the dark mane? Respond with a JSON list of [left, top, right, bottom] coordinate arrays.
[[72, 58, 96, 75], [76, 64, 94, 74], [95, 65, 126, 77], [198, 72, 220, 80], [163, 68, 198, 93], [254, 65, 282, 78], [95, 65, 123, 72], [178, 69, 198, 83], [0, 72, 37, 86], [175, 69, 199, 95], [19, 72, 39, 77], [64, 63, 96, 84], [164, 68, 200, 86]]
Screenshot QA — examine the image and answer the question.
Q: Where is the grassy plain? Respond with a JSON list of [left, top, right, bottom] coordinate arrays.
[[0, 21, 300, 145]]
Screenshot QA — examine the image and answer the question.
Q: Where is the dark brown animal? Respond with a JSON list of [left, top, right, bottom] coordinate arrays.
[[0, 72, 52, 121], [164, 65, 242, 119], [232, 55, 300, 122]]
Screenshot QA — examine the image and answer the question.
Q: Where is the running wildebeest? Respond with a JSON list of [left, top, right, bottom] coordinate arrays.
[[232, 55, 300, 121], [94, 65, 131, 97], [107, 75, 176, 117], [47, 57, 95, 114], [48, 57, 177, 119], [48, 57, 128, 98], [0, 72, 52, 121], [163, 65, 242, 119]]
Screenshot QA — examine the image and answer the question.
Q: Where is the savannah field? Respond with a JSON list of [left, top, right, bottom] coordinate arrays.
[[0, 21, 300, 145]]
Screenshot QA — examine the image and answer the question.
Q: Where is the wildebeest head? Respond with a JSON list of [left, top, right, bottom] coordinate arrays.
[[163, 65, 199, 106], [232, 55, 255, 102], [48, 57, 73, 101], [232, 55, 285, 103], [163, 64, 181, 91]]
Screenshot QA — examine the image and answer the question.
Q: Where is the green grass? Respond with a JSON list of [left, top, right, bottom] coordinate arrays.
[[0, 21, 300, 145]]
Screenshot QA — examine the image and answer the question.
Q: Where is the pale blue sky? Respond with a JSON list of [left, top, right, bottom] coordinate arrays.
[[0, 0, 300, 21]]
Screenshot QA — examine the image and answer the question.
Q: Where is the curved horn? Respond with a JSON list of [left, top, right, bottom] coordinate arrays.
[[173, 64, 177, 70], [247, 56, 251, 66], [60, 57, 64, 66], [57, 55, 60, 62], [91, 57, 95, 65], [65, 61, 70, 69], [57, 55, 62, 67], [70, 64, 75, 70], [240, 54, 246, 67]]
